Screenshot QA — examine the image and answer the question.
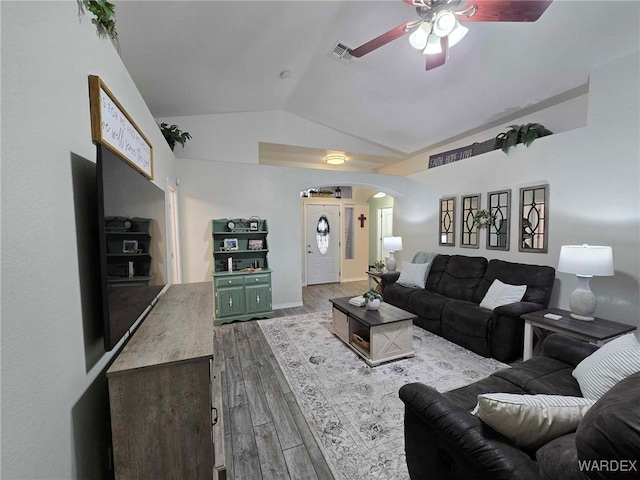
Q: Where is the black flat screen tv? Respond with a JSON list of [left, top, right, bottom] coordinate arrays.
[[96, 146, 167, 351]]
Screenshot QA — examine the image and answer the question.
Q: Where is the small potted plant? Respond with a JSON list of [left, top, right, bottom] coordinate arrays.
[[363, 288, 382, 311], [372, 261, 385, 273]]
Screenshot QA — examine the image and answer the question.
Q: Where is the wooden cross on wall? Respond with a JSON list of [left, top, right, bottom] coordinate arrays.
[[358, 214, 367, 228]]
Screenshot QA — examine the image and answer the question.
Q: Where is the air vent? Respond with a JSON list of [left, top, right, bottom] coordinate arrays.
[[329, 42, 353, 64]]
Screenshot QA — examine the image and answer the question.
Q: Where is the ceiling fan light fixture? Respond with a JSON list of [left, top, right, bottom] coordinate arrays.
[[408, 22, 431, 50], [433, 9, 456, 37], [423, 34, 442, 55], [448, 19, 468, 48], [325, 153, 347, 165]]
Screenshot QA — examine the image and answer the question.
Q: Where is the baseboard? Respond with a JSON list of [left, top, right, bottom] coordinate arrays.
[[273, 301, 303, 310], [341, 276, 368, 282]]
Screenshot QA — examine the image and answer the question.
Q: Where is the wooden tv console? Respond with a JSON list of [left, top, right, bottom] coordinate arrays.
[[107, 282, 225, 479]]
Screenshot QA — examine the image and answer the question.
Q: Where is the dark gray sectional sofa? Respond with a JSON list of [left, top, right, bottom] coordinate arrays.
[[381, 253, 556, 362]]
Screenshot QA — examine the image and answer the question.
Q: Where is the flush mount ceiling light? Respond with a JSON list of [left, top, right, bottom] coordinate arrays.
[[345, 0, 553, 72], [325, 153, 347, 165], [373, 192, 386, 198]]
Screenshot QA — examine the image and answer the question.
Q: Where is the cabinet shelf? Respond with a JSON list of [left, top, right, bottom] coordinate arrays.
[[212, 218, 273, 325], [106, 231, 150, 236], [107, 253, 151, 257]]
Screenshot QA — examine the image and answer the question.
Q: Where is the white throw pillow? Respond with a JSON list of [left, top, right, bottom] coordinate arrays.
[[572, 333, 640, 400], [472, 393, 596, 450], [397, 261, 430, 289], [479, 279, 527, 310]]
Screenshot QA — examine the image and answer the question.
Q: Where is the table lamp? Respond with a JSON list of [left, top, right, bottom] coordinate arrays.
[[557, 244, 614, 321], [383, 236, 403, 272]]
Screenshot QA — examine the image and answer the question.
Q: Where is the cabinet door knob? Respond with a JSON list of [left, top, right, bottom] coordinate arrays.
[[228, 280, 232, 284], [255, 278, 259, 282]]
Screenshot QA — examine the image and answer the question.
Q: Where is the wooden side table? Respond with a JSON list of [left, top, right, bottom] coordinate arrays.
[[521, 308, 636, 360], [366, 270, 384, 292]]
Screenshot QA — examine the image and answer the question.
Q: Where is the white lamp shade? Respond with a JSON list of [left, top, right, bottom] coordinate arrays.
[[409, 22, 431, 50], [557, 244, 614, 277], [448, 20, 468, 47], [383, 236, 403, 252], [432, 9, 456, 37], [423, 34, 442, 55]]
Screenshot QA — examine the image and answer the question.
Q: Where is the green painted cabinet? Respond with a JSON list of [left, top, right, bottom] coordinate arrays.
[[212, 218, 274, 325]]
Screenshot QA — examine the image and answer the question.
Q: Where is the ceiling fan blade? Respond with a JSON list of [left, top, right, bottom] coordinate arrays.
[[348, 21, 414, 58], [457, 0, 552, 22], [425, 35, 448, 71]]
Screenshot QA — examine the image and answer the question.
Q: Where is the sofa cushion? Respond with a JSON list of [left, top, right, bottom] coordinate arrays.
[[479, 279, 527, 310], [436, 255, 488, 302], [493, 356, 585, 397], [473, 259, 556, 306], [575, 371, 640, 478], [472, 393, 595, 450], [424, 254, 450, 292], [572, 333, 640, 400], [536, 433, 583, 480], [441, 300, 492, 356], [397, 260, 431, 288], [407, 290, 451, 322], [382, 283, 417, 311]]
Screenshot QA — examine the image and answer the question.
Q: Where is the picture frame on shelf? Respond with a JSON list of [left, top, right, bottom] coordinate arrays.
[[123, 240, 138, 253], [223, 238, 239, 250], [248, 239, 264, 250], [249, 220, 259, 231]]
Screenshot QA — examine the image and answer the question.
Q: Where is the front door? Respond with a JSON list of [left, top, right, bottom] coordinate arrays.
[[305, 204, 340, 285], [377, 207, 393, 262]]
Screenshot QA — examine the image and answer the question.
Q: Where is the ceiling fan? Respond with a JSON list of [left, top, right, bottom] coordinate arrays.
[[347, 0, 553, 71]]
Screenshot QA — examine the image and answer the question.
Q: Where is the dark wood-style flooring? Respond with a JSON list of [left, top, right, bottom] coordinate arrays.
[[214, 280, 368, 480]]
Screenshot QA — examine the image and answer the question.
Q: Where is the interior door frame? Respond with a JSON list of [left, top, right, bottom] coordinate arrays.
[[167, 182, 182, 284], [377, 206, 393, 262]]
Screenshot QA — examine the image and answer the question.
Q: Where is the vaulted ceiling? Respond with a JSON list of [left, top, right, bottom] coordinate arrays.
[[115, 1, 640, 169]]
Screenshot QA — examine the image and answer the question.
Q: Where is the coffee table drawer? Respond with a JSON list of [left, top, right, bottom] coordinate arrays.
[[332, 309, 349, 343]]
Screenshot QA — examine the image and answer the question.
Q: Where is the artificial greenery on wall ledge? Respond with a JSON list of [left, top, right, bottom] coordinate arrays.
[[159, 123, 192, 151], [496, 123, 553, 154], [85, 0, 118, 40]]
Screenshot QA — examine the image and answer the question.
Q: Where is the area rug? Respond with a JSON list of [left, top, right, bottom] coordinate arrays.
[[258, 311, 508, 480]]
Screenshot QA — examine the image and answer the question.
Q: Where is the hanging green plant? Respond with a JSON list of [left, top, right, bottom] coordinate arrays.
[[496, 123, 552, 154], [473, 209, 495, 229], [159, 123, 192, 151], [86, 0, 118, 40]]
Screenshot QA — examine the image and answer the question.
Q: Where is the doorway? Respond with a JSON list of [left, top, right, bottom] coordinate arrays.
[[168, 184, 182, 284], [305, 204, 340, 285], [377, 206, 393, 262]]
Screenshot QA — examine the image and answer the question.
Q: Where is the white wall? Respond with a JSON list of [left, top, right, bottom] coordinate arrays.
[[1, 2, 176, 478], [176, 158, 408, 307], [392, 51, 640, 326]]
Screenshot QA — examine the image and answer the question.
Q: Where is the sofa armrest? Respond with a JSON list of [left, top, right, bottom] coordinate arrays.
[[400, 383, 539, 480], [493, 301, 542, 317], [541, 333, 599, 367], [380, 271, 400, 286]]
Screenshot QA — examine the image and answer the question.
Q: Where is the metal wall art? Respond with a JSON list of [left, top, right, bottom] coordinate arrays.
[[460, 194, 480, 248], [439, 197, 456, 246], [519, 184, 549, 253], [487, 189, 511, 251]]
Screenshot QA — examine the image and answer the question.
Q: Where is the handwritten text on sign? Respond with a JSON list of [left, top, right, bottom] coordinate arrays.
[[89, 75, 153, 179]]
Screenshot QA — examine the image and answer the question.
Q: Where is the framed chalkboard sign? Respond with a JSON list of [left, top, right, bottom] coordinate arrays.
[[88, 75, 153, 179]]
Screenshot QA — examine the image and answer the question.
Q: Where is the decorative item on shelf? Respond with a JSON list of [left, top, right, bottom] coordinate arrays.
[[226, 220, 236, 231], [496, 123, 552, 154], [363, 288, 383, 311], [334, 187, 342, 198], [223, 238, 238, 251], [309, 189, 334, 198], [473, 209, 496, 229], [383, 236, 403, 272], [159, 122, 192, 151], [122, 240, 138, 253], [372, 260, 386, 273], [557, 244, 614, 321], [248, 239, 264, 250]]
